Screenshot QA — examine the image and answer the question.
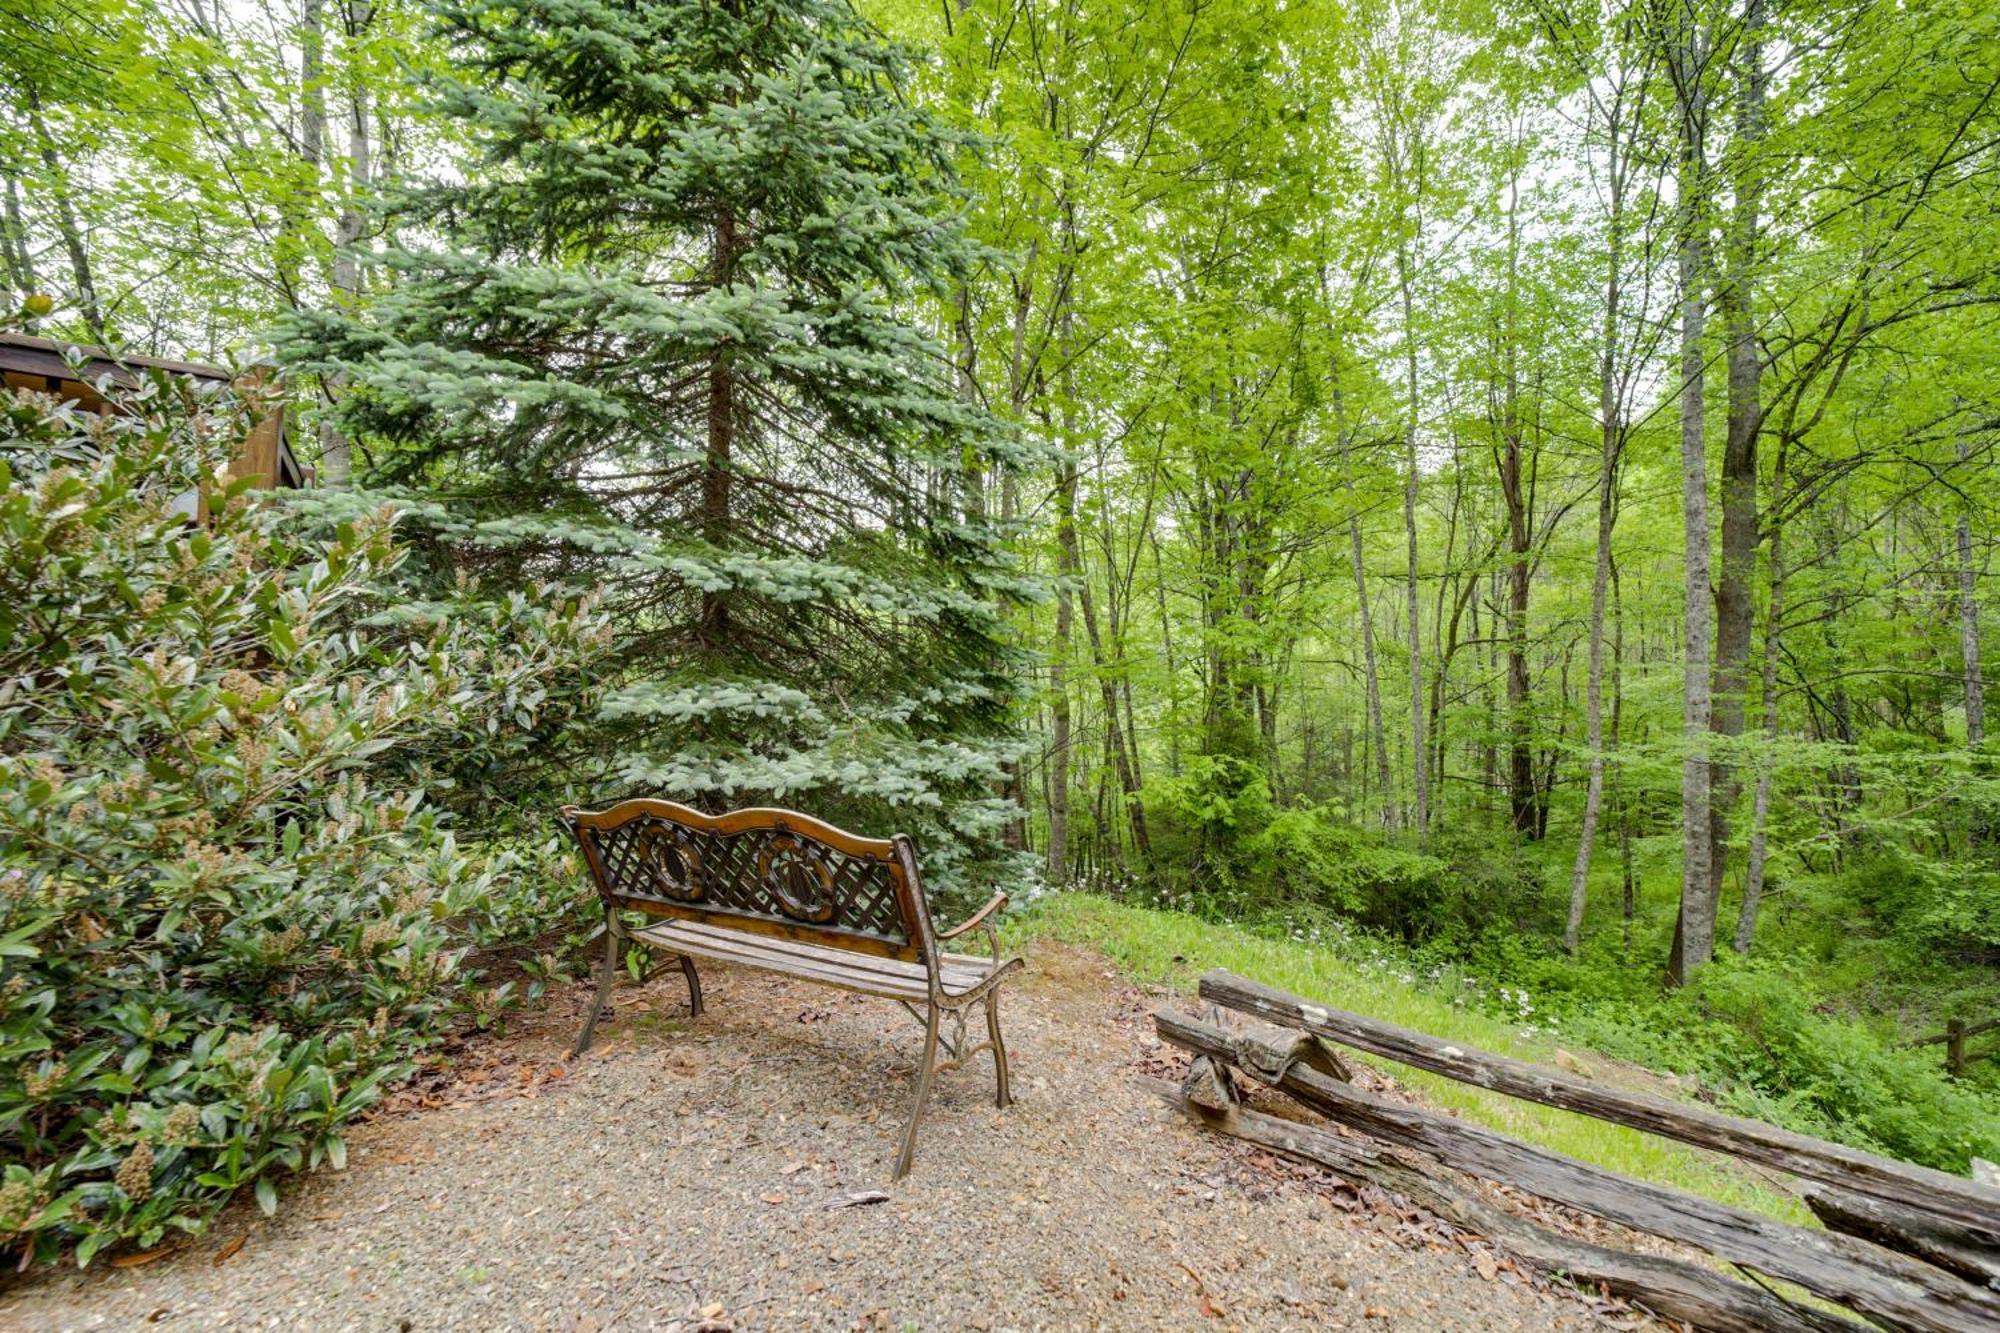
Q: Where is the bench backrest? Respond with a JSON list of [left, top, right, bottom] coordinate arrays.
[[561, 799, 935, 962]]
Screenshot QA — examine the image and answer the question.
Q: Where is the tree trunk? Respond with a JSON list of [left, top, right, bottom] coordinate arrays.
[[1150, 528, 1181, 779], [1613, 557, 1636, 954], [291, 0, 327, 301], [999, 424, 1027, 855], [1567, 137, 1629, 952], [1960, 433, 1987, 755], [1503, 429, 1535, 836], [1, 159, 37, 300], [1080, 574, 1151, 867], [319, 0, 373, 485], [954, 283, 984, 523], [1048, 456, 1078, 885], [998, 253, 1037, 855], [700, 205, 738, 641], [1350, 515, 1395, 828], [1668, 12, 1715, 986], [1736, 450, 1787, 953], [24, 91, 106, 344], [1398, 245, 1429, 834], [1495, 159, 1539, 839], [1481, 568, 1500, 820], [1707, 0, 1768, 913]]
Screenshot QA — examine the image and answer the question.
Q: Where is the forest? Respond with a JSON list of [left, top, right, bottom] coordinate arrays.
[[2, 0, 1999, 1268]]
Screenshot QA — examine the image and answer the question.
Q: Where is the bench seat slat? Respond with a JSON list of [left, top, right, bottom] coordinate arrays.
[[658, 919, 996, 986], [634, 920, 1008, 1001]]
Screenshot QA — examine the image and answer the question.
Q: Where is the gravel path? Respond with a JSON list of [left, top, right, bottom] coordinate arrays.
[[3, 942, 1612, 1331]]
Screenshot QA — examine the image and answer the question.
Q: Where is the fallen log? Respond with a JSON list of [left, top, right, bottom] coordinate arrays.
[[1183, 1054, 1239, 1112], [1157, 1007, 2000, 1333], [1197, 968, 2000, 1236], [1803, 1185, 2000, 1288], [1146, 1076, 1863, 1333], [1232, 1020, 1352, 1085]]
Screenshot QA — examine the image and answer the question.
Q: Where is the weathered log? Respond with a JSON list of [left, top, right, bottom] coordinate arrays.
[[1183, 1054, 1239, 1112], [1157, 1007, 2000, 1332], [1804, 1184, 2000, 1288], [1234, 1020, 1352, 1085], [1147, 1076, 1863, 1333], [1198, 968, 2000, 1236]]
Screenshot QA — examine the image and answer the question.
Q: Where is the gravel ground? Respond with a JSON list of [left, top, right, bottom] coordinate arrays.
[[2, 942, 1616, 1331]]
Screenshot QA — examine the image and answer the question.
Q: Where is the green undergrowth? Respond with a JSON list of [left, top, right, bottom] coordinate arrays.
[[1007, 893, 1813, 1223], [1499, 836, 2000, 1171]]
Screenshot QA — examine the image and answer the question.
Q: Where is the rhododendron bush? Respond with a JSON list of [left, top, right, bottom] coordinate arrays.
[[0, 370, 606, 1265]]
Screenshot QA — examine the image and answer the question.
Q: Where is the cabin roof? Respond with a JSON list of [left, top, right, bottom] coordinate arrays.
[[0, 332, 308, 490], [0, 332, 236, 387]]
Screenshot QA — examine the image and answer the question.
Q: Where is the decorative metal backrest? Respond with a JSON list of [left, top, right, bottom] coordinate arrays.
[[561, 799, 933, 962]]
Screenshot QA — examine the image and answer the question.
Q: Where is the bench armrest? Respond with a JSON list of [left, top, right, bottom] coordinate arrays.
[[936, 891, 1008, 941]]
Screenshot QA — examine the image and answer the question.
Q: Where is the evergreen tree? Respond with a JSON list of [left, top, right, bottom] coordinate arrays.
[[281, 0, 1037, 897]]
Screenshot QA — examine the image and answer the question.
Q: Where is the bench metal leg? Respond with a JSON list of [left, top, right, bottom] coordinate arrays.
[[679, 954, 704, 1017], [892, 1002, 942, 1182], [571, 924, 619, 1058], [986, 988, 1012, 1108]]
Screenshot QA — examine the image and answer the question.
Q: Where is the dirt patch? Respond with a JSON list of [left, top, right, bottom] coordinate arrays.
[[2, 941, 1619, 1331]]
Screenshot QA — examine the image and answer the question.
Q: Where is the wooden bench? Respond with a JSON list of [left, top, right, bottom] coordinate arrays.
[[560, 798, 1023, 1180]]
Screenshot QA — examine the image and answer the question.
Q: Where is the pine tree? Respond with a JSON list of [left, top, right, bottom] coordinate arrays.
[[281, 0, 1037, 897]]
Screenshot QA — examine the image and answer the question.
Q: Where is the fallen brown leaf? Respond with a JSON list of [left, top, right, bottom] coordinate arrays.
[[111, 1246, 178, 1268], [212, 1234, 247, 1267]]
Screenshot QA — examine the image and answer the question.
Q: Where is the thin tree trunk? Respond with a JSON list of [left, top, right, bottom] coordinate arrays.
[[319, 0, 373, 485], [700, 204, 738, 641], [954, 283, 984, 522], [1048, 456, 1078, 885], [1567, 108, 1631, 952], [1957, 431, 1988, 850], [24, 91, 105, 344], [1960, 433, 1987, 754], [1350, 516, 1394, 828], [1148, 527, 1181, 780], [1735, 449, 1787, 952], [1331, 365, 1394, 828], [1668, 11, 1715, 986], [1080, 574, 1151, 867], [291, 0, 327, 300], [998, 254, 1037, 855], [0, 161, 36, 300], [1495, 156, 1539, 839], [1398, 246, 1429, 834], [1482, 568, 1500, 819], [1613, 558, 1636, 954]]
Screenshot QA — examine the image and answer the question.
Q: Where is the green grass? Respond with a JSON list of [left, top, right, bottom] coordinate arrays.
[[1008, 892, 1812, 1223]]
